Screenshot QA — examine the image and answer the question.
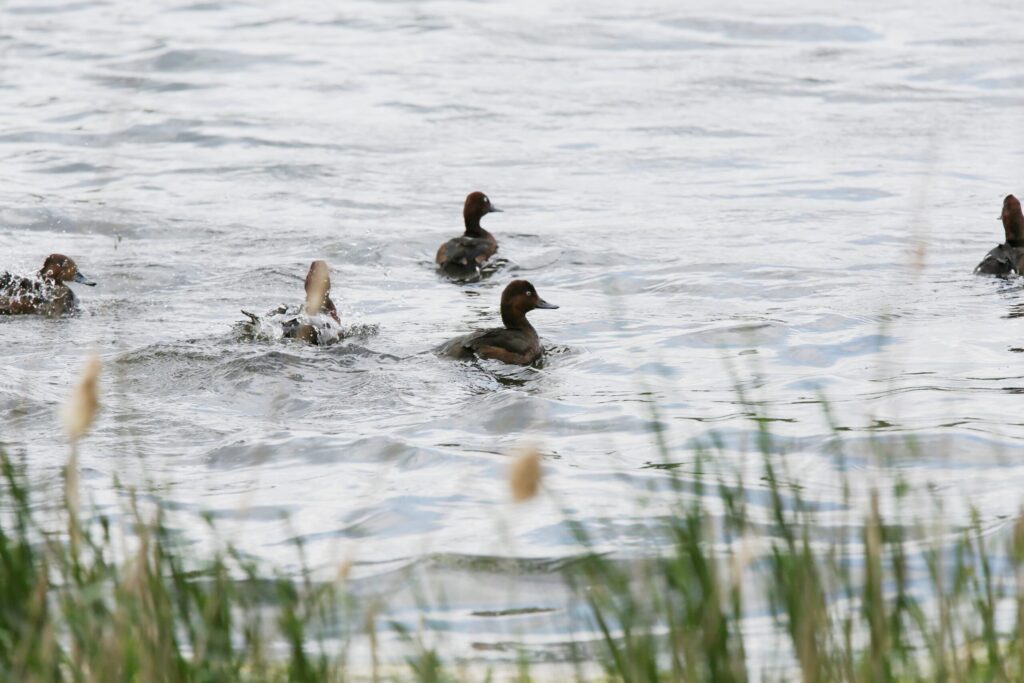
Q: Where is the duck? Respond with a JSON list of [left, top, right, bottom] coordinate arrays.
[[0, 254, 96, 316], [975, 194, 1024, 276], [241, 260, 342, 345], [435, 191, 502, 280], [438, 279, 558, 365]]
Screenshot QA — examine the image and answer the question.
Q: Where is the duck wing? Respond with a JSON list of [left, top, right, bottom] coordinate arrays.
[[0, 275, 41, 314], [438, 327, 540, 365], [0, 275, 74, 316], [436, 236, 498, 279], [975, 243, 1021, 276]]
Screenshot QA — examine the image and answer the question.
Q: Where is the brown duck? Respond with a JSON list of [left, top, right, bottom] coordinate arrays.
[[439, 279, 558, 365], [435, 191, 502, 280], [975, 194, 1024, 276], [241, 260, 341, 345], [0, 254, 96, 317]]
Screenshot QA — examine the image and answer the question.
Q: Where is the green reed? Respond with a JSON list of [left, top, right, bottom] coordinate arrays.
[[1, 401, 1023, 682], [556, 397, 1024, 683]]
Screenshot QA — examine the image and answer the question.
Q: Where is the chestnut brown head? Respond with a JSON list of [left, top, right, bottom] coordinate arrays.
[[1002, 195, 1024, 244], [38, 254, 95, 286], [500, 279, 558, 328], [463, 191, 502, 232]]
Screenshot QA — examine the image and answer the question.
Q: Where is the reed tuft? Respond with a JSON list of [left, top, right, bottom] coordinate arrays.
[[62, 353, 101, 443], [508, 446, 542, 502]]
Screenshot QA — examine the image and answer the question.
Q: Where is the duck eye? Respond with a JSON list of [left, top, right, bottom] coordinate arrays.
[[483, 197, 489, 203]]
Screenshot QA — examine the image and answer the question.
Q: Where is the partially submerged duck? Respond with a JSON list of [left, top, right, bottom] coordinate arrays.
[[0, 254, 96, 316], [435, 191, 502, 280], [975, 194, 1024, 276], [241, 260, 342, 345], [438, 279, 558, 365]]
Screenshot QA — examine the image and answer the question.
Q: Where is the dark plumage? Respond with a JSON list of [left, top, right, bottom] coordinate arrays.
[[975, 243, 1024, 276], [438, 279, 558, 366], [241, 260, 342, 345], [975, 195, 1024, 276], [435, 191, 502, 280], [0, 254, 96, 317]]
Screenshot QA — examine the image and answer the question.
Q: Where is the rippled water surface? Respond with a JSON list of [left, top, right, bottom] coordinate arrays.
[[3, 0, 1024, 668]]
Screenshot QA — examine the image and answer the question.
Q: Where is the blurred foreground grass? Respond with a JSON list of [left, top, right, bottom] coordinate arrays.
[[2, 361, 1022, 681]]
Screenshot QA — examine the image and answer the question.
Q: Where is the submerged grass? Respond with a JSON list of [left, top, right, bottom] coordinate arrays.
[[2, 366, 1023, 681]]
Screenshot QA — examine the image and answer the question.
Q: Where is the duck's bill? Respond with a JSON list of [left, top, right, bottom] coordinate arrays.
[[74, 272, 97, 286], [535, 298, 558, 309], [489, 206, 504, 213]]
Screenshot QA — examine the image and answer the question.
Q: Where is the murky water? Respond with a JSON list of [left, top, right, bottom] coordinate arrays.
[[3, 0, 1024, 668]]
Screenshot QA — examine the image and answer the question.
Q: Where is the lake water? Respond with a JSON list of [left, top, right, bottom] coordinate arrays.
[[3, 0, 1024, 670]]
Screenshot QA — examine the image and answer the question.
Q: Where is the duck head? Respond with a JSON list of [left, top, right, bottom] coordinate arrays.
[[38, 254, 96, 286], [464, 191, 502, 235], [500, 279, 558, 329], [1002, 195, 1024, 245]]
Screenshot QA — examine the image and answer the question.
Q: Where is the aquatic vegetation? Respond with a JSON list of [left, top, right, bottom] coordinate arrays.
[[508, 445, 543, 503], [1, 365, 1022, 682], [62, 354, 101, 445]]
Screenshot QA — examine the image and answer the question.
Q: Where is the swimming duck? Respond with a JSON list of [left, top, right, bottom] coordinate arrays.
[[439, 279, 558, 365], [975, 195, 1024, 275], [435, 191, 502, 280], [0, 254, 96, 316], [241, 260, 342, 345]]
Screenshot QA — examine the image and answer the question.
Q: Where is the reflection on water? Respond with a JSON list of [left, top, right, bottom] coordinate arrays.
[[3, 0, 1024, 668]]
